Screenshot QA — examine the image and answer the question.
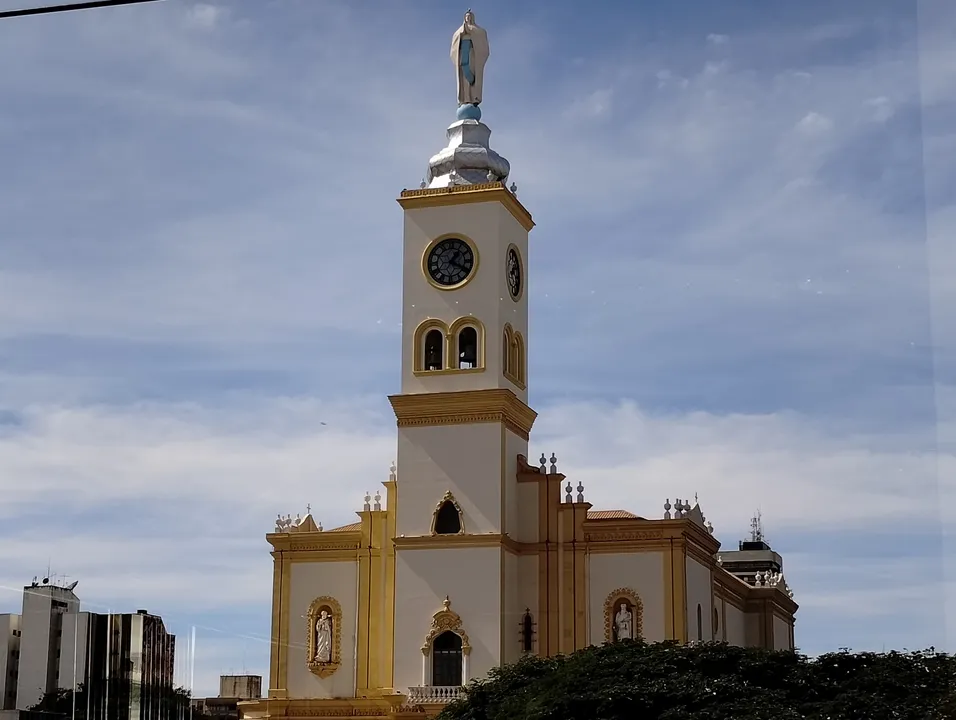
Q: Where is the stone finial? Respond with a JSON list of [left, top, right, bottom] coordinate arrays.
[[442, 596, 451, 611], [549, 453, 558, 474], [389, 461, 397, 482], [576, 481, 585, 503], [318, 521, 324, 532], [363, 493, 372, 512], [716, 555, 723, 565], [705, 520, 714, 534], [565, 482, 573, 503], [539, 454, 547, 472], [675, 498, 683, 518], [419, 179, 426, 189], [663, 499, 672, 520], [510, 182, 518, 196], [373, 492, 382, 512], [293, 513, 302, 526]]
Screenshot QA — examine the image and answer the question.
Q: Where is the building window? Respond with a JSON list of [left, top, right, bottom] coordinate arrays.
[[713, 607, 719, 639], [456, 326, 478, 369], [520, 610, 535, 654], [424, 329, 444, 371], [434, 500, 462, 535], [431, 631, 463, 687], [697, 604, 703, 642]]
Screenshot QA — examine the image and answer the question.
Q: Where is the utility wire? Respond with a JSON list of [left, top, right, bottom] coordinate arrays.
[[0, 0, 164, 20]]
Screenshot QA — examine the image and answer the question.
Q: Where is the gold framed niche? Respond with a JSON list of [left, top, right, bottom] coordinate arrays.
[[430, 491, 465, 535], [421, 233, 481, 292], [306, 596, 343, 678], [421, 596, 472, 656], [604, 587, 644, 643]]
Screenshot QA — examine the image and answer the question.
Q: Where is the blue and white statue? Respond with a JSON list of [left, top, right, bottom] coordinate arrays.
[[450, 10, 489, 109]]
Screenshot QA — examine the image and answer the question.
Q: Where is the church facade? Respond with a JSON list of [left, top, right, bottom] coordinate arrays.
[[238, 12, 796, 720]]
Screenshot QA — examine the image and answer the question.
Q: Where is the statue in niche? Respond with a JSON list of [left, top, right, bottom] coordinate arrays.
[[450, 9, 489, 106], [613, 602, 633, 641], [314, 610, 332, 663]]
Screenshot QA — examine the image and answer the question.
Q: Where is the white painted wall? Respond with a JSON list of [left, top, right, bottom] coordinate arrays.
[[396, 423, 503, 537], [685, 558, 713, 643], [287, 561, 358, 699], [723, 602, 746, 646], [503, 430, 528, 539], [400, 201, 530, 402], [393, 546, 500, 692], [773, 614, 792, 650], [588, 552, 665, 643]]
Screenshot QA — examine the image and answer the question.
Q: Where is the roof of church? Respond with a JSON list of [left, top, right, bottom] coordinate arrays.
[[328, 522, 361, 533], [325, 510, 640, 533], [586, 510, 641, 520]]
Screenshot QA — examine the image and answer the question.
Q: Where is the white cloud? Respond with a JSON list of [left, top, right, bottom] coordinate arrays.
[[706, 33, 729, 46], [795, 111, 834, 135]]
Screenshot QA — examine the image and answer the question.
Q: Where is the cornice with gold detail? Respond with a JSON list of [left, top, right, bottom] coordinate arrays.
[[389, 389, 537, 441], [397, 183, 534, 232], [268, 531, 362, 554], [393, 532, 522, 554], [238, 696, 405, 719]]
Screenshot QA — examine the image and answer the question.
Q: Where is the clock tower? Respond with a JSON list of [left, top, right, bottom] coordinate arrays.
[[386, 10, 538, 693]]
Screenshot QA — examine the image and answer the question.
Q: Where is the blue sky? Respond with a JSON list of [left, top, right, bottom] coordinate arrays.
[[0, 0, 954, 697]]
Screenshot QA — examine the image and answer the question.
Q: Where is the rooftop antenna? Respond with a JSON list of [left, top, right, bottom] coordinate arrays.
[[750, 509, 764, 543]]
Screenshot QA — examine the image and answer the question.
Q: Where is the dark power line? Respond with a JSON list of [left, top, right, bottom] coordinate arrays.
[[0, 0, 164, 20]]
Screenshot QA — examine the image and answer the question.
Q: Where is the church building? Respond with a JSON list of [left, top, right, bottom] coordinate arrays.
[[239, 11, 797, 720]]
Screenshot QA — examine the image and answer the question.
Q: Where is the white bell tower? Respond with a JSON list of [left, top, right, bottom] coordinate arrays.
[[387, 9, 538, 695]]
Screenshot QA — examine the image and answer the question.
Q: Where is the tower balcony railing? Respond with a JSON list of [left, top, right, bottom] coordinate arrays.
[[406, 685, 464, 704]]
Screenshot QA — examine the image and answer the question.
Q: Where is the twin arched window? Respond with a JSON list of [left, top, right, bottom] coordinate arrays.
[[502, 324, 526, 387], [415, 320, 484, 373]]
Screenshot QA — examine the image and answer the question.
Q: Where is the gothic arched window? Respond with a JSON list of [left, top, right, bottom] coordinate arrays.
[[434, 501, 462, 535], [431, 631, 463, 687], [520, 610, 535, 654], [424, 329, 444, 371], [457, 326, 478, 369]]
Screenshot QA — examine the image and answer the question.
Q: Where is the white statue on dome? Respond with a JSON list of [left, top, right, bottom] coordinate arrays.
[[450, 9, 489, 106]]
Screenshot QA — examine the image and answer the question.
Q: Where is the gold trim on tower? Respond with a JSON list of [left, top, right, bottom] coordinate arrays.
[[399, 183, 535, 232], [389, 388, 537, 440]]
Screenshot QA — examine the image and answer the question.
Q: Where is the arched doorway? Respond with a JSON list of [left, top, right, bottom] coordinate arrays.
[[431, 631, 463, 687]]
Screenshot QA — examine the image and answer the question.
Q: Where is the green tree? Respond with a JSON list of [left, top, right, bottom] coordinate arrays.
[[437, 641, 956, 720]]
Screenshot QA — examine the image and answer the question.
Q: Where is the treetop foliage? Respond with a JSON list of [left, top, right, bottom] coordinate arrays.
[[437, 640, 956, 720]]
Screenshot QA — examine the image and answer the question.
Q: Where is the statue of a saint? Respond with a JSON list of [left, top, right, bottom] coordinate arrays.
[[314, 610, 332, 663], [450, 9, 489, 106], [614, 603, 633, 641]]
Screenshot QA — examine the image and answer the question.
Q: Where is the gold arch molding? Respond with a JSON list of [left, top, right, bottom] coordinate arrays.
[[306, 595, 343, 678], [430, 490, 466, 535], [603, 587, 644, 643], [421, 596, 472, 656]]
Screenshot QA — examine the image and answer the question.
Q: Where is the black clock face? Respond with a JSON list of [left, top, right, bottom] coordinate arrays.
[[426, 238, 476, 287], [506, 246, 522, 300]]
